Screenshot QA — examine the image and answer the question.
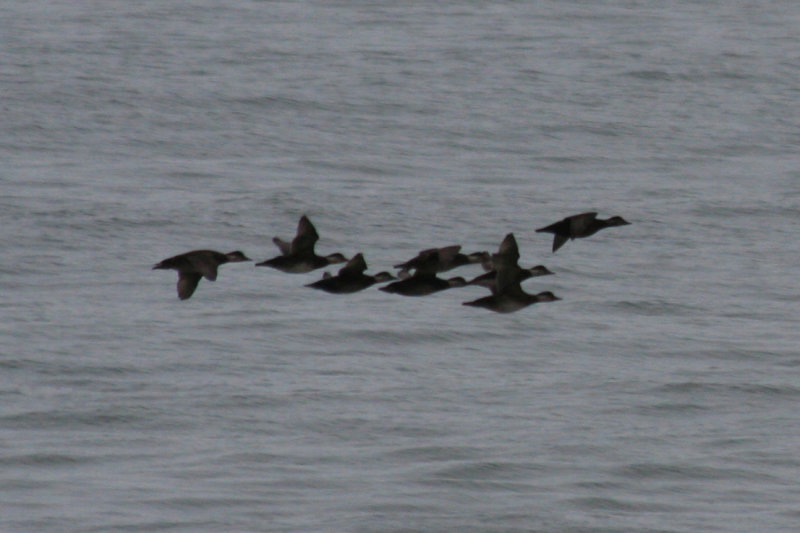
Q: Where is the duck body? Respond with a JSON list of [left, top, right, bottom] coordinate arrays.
[[463, 289, 560, 313], [306, 253, 395, 294], [307, 272, 394, 294], [380, 273, 466, 297], [153, 249, 251, 300], [394, 245, 489, 278], [257, 253, 346, 274], [536, 212, 630, 252], [255, 215, 348, 273]]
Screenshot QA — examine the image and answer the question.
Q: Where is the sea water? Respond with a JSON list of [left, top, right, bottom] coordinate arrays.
[[3, 1, 800, 531]]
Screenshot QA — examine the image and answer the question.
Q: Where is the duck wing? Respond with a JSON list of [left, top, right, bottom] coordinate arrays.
[[494, 261, 523, 295], [394, 246, 436, 269], [177, 272, 202, 300], [338, 253, 368, 278], [551, 233, 569, 252], [495, 233, 520, 262], [492, 234, 523, 294], [436, 245, 462, 267], [272, 237, 292, 255], [291, 215, 320, 254], [412, 249, 441, 275]]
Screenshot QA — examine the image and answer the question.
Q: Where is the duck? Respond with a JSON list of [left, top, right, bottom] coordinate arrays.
[[467, 264, 554, 292], [394, 245, 490, 279], [153, 249, 251, 300], [463, 289, 561, 313], [381, 248, 467, 296], [536, 212, 630, 252], [462, 233, 560, 313], [380, 274, 467, 296], [255, 215, 348, 273], [306, 253, 395, 294]]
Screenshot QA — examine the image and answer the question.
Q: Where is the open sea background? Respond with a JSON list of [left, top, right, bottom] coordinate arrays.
[[3, 1, 800, 531]]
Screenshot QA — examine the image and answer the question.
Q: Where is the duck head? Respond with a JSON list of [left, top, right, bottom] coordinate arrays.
[[526, 265, 554, 276], [373, 271, 396, 283], [325, 253, 349, 265], [447, 276, 468, 288], [605, 216, 630, 227], [535, 291, 561, 302], [225, 251, 251, 262]]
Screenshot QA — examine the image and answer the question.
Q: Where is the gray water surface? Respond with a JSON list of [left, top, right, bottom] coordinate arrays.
[[3, 1, 800, 531]]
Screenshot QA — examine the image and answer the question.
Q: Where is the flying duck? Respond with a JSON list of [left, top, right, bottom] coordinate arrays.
[[380, 274, 467, 296], [255, 215, 347, 273], [153, 249, 251, 300], [535, 212, 630, 252], [306, 253, 395, 294]]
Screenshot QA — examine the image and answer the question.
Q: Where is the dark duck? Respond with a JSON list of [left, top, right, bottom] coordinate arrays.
[[536, 212, 630, 252], [153, 249, 250, 300], [381, 249, 467, 296], [256, 215, 348, 273], [463, 233, 560, 313], [393, 245, 489, 279], [306, 253, 395, 294]]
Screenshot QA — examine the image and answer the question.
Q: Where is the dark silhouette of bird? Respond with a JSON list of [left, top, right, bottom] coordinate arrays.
[[306, 253, 395, 294], [153, 250, 251, 300], [536, 212, 630, 252], [256, 215, 347, 273]]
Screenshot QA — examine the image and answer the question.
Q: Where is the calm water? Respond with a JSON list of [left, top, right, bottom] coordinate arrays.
[[3, 1, 800, 531]]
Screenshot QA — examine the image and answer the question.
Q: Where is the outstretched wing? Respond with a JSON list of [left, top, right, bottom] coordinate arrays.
[[412, 249, 441, 276], [552, 234, 569, 252], [291, 215, 320, 254], [272, 237, 292, 255], [492, 234, 522, 294], [177, 272, 202, 300], [338, 253, 367, 278], [394, 246, 436, 269], [436, 245, 462, 266], [495, 233, 520, 262], [493, 261, 523, 295]]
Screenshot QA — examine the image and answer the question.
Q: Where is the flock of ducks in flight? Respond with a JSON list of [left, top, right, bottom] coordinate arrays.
[[153, 212, 630, 313]]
